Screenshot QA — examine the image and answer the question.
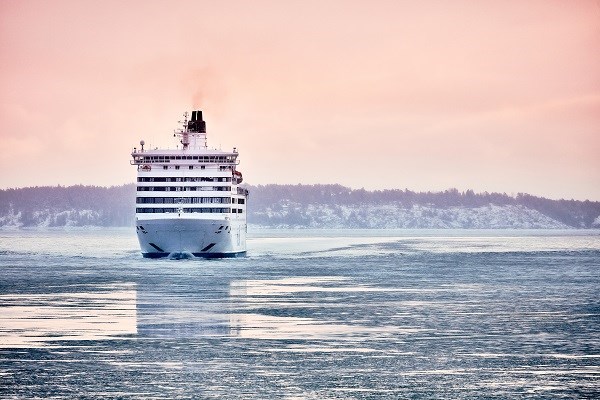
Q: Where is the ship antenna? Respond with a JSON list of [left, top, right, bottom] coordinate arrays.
[[175, 112, 191, 149]]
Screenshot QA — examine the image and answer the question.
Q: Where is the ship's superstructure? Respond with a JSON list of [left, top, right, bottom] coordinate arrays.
[[131, 110, 247, 258]]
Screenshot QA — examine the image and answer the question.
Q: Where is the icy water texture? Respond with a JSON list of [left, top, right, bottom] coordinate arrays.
[[0, 229, 599, 399]]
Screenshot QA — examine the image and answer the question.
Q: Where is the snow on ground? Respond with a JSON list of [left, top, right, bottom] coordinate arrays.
[[255, 203, 570, 229]]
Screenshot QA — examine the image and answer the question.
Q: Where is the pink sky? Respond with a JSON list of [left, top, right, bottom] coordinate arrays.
[[1, 0, 599, 200]]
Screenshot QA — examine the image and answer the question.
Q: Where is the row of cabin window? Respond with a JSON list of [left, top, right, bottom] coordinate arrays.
[[136, 197, 246, 204], [138, 177, 231, 183], [136, 208, 244, 214], [136, 197, 233, 204], [137, 156, 236, 163], [137, 186, 231, 192]]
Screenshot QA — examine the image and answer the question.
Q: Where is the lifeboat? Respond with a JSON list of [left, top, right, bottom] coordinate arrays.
[[233, 170, 243, 183]]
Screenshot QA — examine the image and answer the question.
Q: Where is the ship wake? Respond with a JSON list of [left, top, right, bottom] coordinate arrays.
[[167, 251, 195, 260]]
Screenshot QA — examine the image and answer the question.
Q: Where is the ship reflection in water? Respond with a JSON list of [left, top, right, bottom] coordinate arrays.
[[137, 275, 417, 342], [2, 278, 379, 346], [138, 276, 382, 340]]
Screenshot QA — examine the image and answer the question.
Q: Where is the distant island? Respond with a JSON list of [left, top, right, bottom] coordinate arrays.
[[1, 184, 599, 229]]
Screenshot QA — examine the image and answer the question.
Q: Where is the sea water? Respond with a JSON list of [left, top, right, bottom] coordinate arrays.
[[0, 228, 599, 398]]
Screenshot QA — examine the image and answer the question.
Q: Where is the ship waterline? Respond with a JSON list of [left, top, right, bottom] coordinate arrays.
[[131, 110, 248, 258]]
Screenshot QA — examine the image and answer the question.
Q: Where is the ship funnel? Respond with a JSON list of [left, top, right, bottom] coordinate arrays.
[[187, 109, 206, 133]]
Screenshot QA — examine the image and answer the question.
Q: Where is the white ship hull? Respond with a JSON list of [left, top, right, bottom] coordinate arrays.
[[136, 215, 247, 258]]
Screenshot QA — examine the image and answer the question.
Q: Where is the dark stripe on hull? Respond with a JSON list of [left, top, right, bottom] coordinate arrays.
[[200, 243, 216, 252], [149, 242, 165, 252], [142, 251, 247, 259]]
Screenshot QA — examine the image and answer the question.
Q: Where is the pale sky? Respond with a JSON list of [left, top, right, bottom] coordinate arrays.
[[1, 0, 599, 200]]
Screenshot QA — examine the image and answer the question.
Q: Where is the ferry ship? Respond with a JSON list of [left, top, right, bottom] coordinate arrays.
[[131, 110, 247, 258]]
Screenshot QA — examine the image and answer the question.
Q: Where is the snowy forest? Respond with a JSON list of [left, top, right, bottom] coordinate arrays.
[[1, 184, 599, 228]]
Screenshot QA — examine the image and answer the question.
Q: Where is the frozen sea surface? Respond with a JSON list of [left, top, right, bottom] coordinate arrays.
[[0, 228, 599, 398]]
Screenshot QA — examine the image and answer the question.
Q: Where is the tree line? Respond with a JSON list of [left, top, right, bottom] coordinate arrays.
[[0, 183, 598, 228], [252, 185, 600, 227]]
